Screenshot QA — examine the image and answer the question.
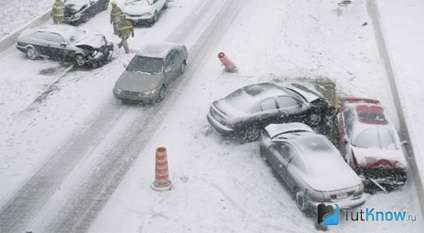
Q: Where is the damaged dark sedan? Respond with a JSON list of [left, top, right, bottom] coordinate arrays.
[[16, 24, 113, 67], [64, 0, 110, 25], [207, 82, 334, 142]]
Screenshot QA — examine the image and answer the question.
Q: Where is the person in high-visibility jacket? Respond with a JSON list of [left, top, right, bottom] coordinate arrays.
[[110, 1, 123, 35], [117, 15, 134, 54], [51, 0, 65, 24]]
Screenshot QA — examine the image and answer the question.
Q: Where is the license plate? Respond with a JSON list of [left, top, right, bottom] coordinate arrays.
[[336, 193, 347, 199]]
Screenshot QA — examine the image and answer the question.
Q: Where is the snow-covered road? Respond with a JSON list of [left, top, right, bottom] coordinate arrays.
[[0, 0, 422, 232]]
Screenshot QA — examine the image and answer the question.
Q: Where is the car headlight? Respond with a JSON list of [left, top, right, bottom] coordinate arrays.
[[139, 89, 156, 97], [141, 12, 152, 17], [114, 86, 122, 94]]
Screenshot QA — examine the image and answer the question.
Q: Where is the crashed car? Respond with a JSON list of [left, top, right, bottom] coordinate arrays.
[[16, 24, 113, 67], [337, 98, 408, 192], [207, 82, 333, 142], [260, 123, 365, 213], [122, 0, 168, 26], [64, 0, 110, 25]]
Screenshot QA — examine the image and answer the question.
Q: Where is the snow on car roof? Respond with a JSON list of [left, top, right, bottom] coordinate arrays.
[[33, 24, 86, 41], [265, 123, 313, 139], [137, 42, 182, 58]]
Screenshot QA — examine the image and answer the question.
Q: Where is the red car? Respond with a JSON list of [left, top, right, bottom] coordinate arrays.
[[337, 98, 407, 192]]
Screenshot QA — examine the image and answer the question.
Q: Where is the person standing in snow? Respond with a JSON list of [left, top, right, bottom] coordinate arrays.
[[110, 1, 123, 35], [117, 15, 134, 54], [51, 0, 65, 24]]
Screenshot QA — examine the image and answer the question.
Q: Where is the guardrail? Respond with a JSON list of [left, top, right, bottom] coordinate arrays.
[[0, 9, 51, 54], [366, 0, 424, 218]]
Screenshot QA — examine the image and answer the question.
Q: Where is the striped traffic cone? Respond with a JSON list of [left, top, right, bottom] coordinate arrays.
[[151, 147, 172, 191], [218, 52, 238, 72]]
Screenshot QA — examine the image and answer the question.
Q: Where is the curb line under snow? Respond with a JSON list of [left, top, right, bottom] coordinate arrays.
[[0, 9, 51, 54], [367, 0, 424, 217]]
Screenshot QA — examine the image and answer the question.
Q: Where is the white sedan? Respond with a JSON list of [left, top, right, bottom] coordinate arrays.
[[122, 0, 168, 26]]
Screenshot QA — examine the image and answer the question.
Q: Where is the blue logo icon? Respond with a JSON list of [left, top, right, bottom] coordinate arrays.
[[317, 203, 339, 226]]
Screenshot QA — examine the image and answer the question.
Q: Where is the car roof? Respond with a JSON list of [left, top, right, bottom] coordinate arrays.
[[136, 42, 183, 58], [239, 82, 290, 99], [32, 24, 82, 35]]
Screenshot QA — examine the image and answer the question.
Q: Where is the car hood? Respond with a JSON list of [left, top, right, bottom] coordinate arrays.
[[123, 1, 151, 14], [351, 146, 407, 168], [285, 83, 323, 103], [74, 35, 106, 50], [214, 100, 247, 118], [115, 70, 161, 92]]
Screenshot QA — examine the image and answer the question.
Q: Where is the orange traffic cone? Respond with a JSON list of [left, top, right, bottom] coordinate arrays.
[[218, 52, 237, 72], [152, 147, 172, 191]]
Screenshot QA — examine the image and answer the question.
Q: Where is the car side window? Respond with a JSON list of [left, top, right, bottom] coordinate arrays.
[[49, 33, 65, 44], [260, 98, 277, 112], [343, 107, 353, 122], [169, 49, 180, 63], [276, 143, 295, 162], [346, 116, 354, 137], [164, 54, 173, 70], [290, 152, 306, 173], [275, 96, 299, 109], [33, 32, 48, 41]]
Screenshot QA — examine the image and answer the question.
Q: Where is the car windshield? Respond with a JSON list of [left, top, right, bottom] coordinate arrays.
[[353, 127, 399, 150], [127, 56, 163, 75]]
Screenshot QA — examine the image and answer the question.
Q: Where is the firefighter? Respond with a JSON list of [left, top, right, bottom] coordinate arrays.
[[117, 15, 134, 54], [110, 1, 123, 35], [51, 0, 65, 24]]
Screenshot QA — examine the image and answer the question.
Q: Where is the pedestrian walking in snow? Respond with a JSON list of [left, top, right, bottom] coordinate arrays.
[[117, 15, 134, 54], [110, 1, 123, 35], [51, 0, 65, 24]]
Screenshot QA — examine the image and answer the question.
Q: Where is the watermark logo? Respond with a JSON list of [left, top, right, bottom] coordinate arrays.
[[317, 203, 340, 226]]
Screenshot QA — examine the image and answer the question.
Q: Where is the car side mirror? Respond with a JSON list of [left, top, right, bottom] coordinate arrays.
[[165, 65, 172, 73]]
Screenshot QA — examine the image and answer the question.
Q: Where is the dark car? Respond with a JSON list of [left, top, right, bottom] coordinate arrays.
[[260, 123, 365, 214], [64, 0, 110, 25], [16, 24, 113, 67], [113, 42, 188, 103], [207, 82, 333, 142], [337, 98, 407, 192]]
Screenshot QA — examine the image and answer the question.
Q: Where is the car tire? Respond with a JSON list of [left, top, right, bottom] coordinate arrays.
[[163, 0, 168, 9], [81, 13, 89, 23], [26, 47, 38, 60], [74, 54, 86, 67], [153, 11, 158, 23], [295, 190, 306, 212], [259, 145, 268, 162], [309, 112, 322, 126], [243, 126, 260, 142], [179, 61, 186, 75], [103, 2, 108, 11], [156, 86, 165, 103]]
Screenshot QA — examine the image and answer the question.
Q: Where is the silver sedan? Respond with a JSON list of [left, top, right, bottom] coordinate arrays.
[[259, 123, 366, 214]]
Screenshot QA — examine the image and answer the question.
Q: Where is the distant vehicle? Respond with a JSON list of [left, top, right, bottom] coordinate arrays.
[[16, 24, 113, 67], [64, 0, 110, 25], [207, 82, 333, 142], [113, 42, 188, 103], [122, 0, 168, 26], [337, 98, 407, 192], [259, 123, 366, 213]]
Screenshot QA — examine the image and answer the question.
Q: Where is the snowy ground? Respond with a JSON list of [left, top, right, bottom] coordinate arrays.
[[0, 0, 423, 232]]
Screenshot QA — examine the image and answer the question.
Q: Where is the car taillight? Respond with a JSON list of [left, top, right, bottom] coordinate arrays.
[[367, 158, 396, 169]]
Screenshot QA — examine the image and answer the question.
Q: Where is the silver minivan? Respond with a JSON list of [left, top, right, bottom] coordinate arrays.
[[113, 42, 188, 103]]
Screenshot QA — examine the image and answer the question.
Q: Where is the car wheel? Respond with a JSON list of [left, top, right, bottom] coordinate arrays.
[[163, 0, 168, 9], [309, 112, 322, 126], [244, 126, 260, 142], [74, 54, 86, 67], [156, 86, 165, 103], [179, 61, 186, 75], [81, 13, 89, 23], [259, 145, 268, 162], [153, 11, 158, 23], [26, 47, 38, 60], [103, 2, 108, 11], [295, 190, 306, 212]]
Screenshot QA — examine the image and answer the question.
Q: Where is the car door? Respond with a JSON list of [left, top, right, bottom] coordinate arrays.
[[31, 31, 51, 56], [169, 48, 181, 77], [270, 142, 297, 189], [339, 107, 355, 162], [256, 98, 280, 128], [274, 96, 304, 123], [163, 52, 174, 84], [44, 32, 67, 58]]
